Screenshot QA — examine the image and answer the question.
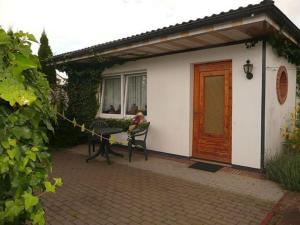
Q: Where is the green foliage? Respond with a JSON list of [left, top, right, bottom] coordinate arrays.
[[281, 104, 300, 151], [65, 67, 101, 126], [50, 119, 85, 147], [267, 33, 300, 96], [51, 66, 102, 146], [52, 84, 68, 113], [267, 34, 300, 66], [100, 118, 131, 131], [0, 28, 61, 224], [38, 31, 56, 88], [51, 58, 125, 147], [266, 102, 300, 192], [266, 151, 300, 191]]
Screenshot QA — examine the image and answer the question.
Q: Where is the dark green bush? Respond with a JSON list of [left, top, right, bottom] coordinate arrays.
[[100, 118, 131, 131], [266, 151, 300, 191], [50, 118, 87, 148]]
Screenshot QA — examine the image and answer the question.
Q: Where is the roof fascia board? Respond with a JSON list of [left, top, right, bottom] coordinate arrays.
[[53, 15, 267, 65]]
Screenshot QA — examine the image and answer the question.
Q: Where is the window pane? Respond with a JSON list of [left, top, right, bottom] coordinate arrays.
[[203, 75, 224, 135], [102, 77, 121, 114], [126, 75, 147, 115]]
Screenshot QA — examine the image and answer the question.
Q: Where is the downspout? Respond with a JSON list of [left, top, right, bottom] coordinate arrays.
[[261, 40, 267, 170]]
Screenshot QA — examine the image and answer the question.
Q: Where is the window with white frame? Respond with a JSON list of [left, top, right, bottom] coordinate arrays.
[[102, 76, 121, 114], [125, 73, 147, 115], [101, 72, 147, 116]]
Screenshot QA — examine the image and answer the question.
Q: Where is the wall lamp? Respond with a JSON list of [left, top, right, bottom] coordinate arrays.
[[243, 60, 253, 80]]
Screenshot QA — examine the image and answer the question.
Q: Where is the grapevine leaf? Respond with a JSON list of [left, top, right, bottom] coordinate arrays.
[[27, 33, 38, 43], [1, 140, 9, 149], [44, 181, 55, 193], [0, 77, 36, 106], [32, 208, 45, 225], [53, 178, 63, 187], [31, 146, 39, 152], [11, 126, 32, 139], [43, 119, 54, 132], [7, 148, 17, 159], [8, 138, 16, 147], [26, 151, 36, 161], [23, 192, 39, 211], [12, 53, 37, 75], [4, 200, 23, 218]]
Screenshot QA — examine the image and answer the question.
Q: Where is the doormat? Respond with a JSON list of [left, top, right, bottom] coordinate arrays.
[[189, 162, 223, 172]]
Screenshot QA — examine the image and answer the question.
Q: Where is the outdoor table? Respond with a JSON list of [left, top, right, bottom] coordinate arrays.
[[86, 127, 124, 164]]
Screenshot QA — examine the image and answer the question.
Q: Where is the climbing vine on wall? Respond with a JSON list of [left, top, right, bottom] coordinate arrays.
[[267, 33, 300, 66], [267, 32, 300, 95], [50, 57, 125, 147]]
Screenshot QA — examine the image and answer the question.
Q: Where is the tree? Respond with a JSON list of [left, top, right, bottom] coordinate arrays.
[[38, 31, 56, 88]]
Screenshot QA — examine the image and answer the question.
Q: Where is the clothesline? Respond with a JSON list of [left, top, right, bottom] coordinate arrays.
[[56, 112, 110, 141]]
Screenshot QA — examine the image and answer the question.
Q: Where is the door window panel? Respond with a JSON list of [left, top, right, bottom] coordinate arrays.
[[203, 75, 225, 135]]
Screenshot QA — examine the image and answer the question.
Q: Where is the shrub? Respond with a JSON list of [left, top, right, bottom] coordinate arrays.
[[265, 151, 300, 191], [0, 28, 61, 224], [49, 65, 102, 147], [49, 118, 85, 148], [266, 103, 300, 191], [100, 118, 131, 131], [281, 105, 300, 151]]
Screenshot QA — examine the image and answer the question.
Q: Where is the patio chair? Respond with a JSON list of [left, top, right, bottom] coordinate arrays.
[[128, 122, 150, 162], [88, 119, 108, 156]]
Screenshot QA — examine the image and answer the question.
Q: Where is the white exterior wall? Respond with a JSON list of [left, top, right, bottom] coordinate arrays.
[[100, 42, 263, 168], [265, 44, 297, 161]]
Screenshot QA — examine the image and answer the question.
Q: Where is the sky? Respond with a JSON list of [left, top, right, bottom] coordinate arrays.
[[1, 0, 300, 55]]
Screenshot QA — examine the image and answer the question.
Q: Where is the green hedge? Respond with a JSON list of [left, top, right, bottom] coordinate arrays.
[[50, 118, 87, 148], [100, 118, 131, 131], [266, 151, 300, 192]]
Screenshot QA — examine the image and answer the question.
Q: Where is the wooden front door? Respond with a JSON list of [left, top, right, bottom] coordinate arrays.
[[193, 61, 232, 163]]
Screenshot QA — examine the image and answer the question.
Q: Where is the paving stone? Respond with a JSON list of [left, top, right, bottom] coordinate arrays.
[[43, 150, 274, 225]]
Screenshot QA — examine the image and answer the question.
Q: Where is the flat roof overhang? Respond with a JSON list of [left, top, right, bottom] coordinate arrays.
[[51, 15, 296, 65], [49, 1, 300, 65], [95, 15, 297, 58]]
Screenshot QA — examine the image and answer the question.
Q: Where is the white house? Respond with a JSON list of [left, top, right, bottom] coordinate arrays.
[[51, 0, 299, 169]]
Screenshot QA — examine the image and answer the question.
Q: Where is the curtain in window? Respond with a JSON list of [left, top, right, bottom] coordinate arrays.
[[126, 75, 147, 115], [102, 78, 121, 114]]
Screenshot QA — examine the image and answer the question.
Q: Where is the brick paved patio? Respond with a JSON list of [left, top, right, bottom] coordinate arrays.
[[43, 149, 274, 225]]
